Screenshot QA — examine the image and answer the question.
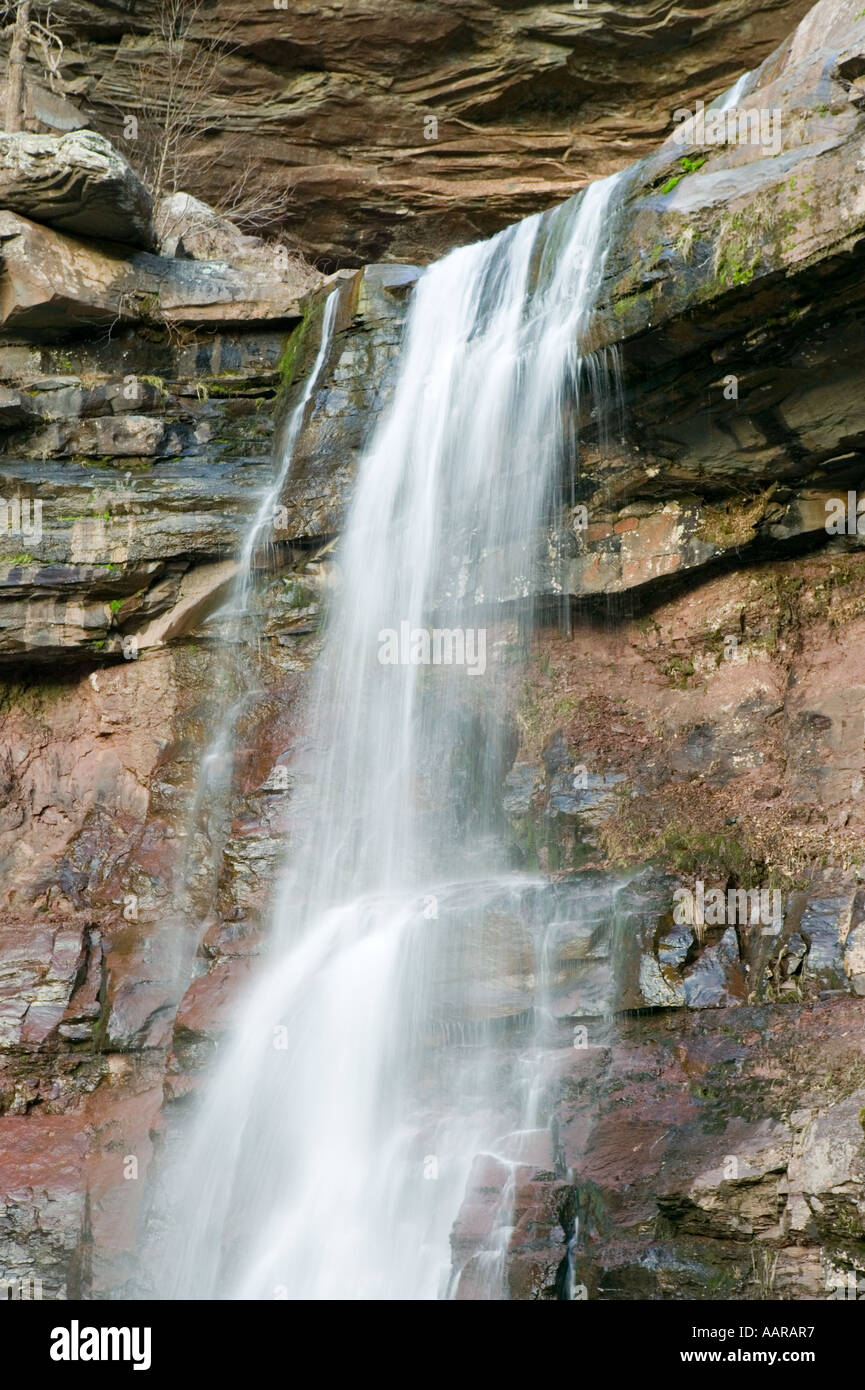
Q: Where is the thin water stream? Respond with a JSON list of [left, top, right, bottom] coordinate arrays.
[[156, 289, 344, 995]]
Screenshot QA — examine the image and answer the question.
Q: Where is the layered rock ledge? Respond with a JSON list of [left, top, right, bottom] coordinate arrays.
[[2, 0, 816, 265], [1, 0, 865, 1303]]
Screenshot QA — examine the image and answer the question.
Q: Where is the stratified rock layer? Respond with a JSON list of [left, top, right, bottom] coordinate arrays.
[[1, 0, 865, 1302], [0, 130, 155, 250], [8, 0, 815, 265]]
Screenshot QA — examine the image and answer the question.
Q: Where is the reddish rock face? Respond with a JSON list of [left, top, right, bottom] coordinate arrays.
[[3, 0, 865, 1306], [446, 995, 865, 1301], [24, 0, 815, 266], [0, 656, 177, 917], [0, 577, 319, 1294]]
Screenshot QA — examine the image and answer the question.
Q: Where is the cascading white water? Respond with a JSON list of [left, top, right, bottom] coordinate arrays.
[[714, 70, 751, 112], [159, 169, 628, 1300]]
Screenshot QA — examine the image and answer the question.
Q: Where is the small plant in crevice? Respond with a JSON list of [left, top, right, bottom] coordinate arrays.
[[660, 154, 707, 195]]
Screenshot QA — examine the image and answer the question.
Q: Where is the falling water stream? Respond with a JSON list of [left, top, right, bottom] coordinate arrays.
[[187, 285, 343, 853], [158, 169, 630, 1300], [714, 70, 752, 112], [157, 289, 344, 992]]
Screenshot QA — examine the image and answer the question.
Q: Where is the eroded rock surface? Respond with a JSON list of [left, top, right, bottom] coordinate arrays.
[[1, 1, 816, 265], [0, 130, 155, 250], [1, 0, 865, 1304]]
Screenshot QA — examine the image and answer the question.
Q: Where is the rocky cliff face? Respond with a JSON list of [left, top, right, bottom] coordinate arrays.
[[1, 0, 865, 1302], [3, 0, 815, 266]]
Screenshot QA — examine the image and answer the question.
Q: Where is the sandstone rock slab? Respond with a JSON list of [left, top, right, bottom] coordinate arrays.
[[0, 130, 154, 249], [60, 1, 816, 264], [0, 211, 308, 335]]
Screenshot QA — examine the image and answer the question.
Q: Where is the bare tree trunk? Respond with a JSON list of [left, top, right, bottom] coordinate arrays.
[[4, 0, 31, 133]]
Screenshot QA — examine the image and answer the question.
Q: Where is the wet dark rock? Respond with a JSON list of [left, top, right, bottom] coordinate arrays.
[[682, 927, 747, 1009], [542, 731, 571, 775], [547, 770, 627, 821], [502, 762, 542, 818], [274, 266, 411, 539], [800, 893, 851, 991], [657, 924, 695, 971], [782, 932, 809, 975]]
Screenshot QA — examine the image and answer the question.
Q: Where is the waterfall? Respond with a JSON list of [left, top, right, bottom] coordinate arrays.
[[714, 70, 751, 112], [225, 288, 343, 629], [158, 169, 629, 1300]]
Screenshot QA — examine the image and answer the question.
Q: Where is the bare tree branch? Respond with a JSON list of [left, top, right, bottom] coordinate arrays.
[[114, 0, 240, 206]]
